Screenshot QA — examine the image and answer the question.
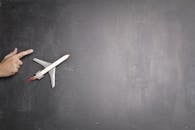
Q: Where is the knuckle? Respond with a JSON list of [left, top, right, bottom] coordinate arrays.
[[11, 70, 16, 74], [13, 55, 18, 59], [10, 57, 17, 61], [11, 55, 16, 59], [14, 68, 18, 73]]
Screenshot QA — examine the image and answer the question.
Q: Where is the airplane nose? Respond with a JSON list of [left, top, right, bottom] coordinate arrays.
[[65, 54, 70, 59]]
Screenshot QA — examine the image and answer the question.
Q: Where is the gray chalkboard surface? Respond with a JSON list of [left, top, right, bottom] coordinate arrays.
[[0, 0, 195, 130]]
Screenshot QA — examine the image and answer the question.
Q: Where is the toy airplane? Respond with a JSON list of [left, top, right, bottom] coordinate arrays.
[[27, 54, 70, 88]]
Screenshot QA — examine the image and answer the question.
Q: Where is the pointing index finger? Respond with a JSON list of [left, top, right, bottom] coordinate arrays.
[[16, 49, 34, 59]]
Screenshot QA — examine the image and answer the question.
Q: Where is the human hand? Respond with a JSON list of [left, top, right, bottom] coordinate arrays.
[[0, 48, 33, 77]]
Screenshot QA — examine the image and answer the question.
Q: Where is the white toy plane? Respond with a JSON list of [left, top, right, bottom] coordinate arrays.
[[27, 54, 70, 88]]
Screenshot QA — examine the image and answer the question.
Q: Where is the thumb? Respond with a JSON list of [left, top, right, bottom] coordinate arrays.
[[3, 48, 18, 60]]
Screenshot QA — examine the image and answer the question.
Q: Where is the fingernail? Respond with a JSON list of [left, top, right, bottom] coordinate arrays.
[[30, 49, 34, 52]]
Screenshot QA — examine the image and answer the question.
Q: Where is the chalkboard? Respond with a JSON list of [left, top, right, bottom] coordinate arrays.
[[0, 0, 195, 130]]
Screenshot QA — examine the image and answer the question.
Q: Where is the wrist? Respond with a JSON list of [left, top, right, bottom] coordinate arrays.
[[0, 63, 3, 77], [0, 63, 6, 77]]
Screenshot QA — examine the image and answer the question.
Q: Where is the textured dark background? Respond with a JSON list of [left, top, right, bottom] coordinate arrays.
[[0, 0, 195, 130]]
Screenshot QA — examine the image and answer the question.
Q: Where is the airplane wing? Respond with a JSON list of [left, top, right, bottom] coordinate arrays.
[[33, 58, 56, 88], [49, 68, 56, 88], [33, 58, 51, 67]]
